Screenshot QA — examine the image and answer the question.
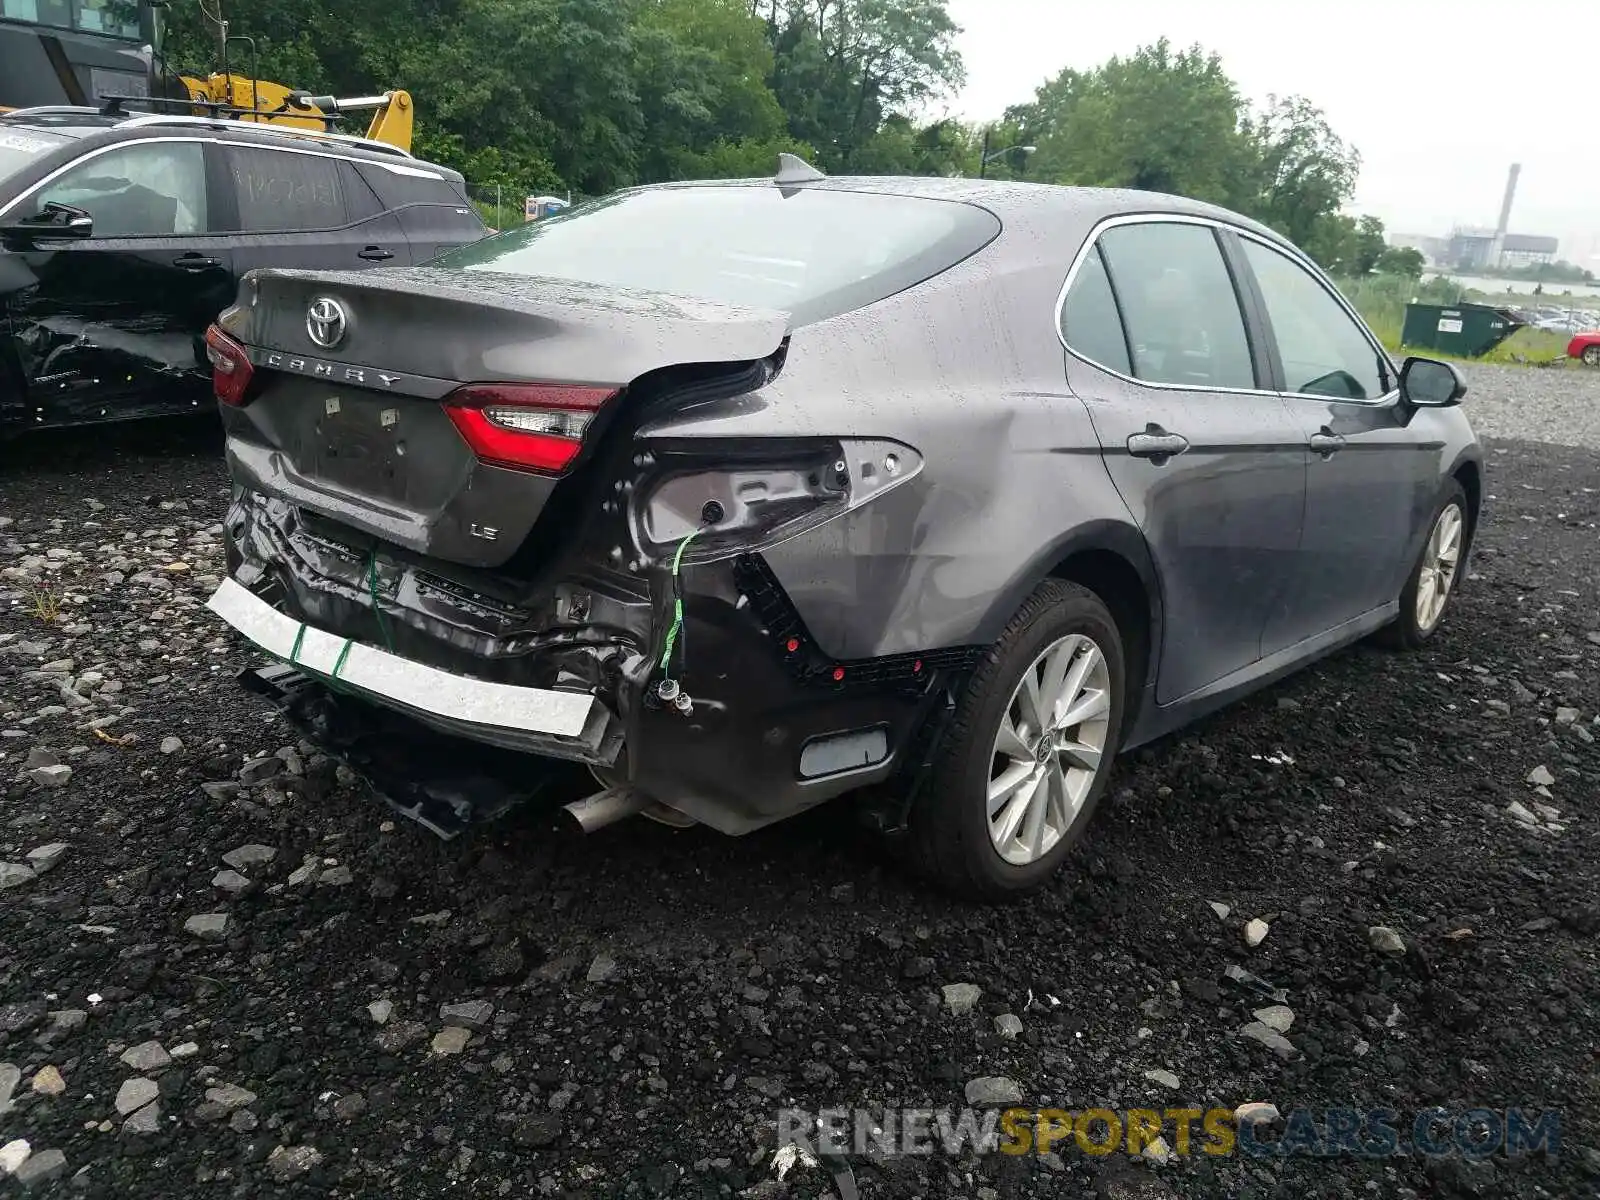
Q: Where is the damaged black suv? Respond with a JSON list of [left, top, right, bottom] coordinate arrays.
[[204, 163, 1481, 899], [0, 106, 483, 431]]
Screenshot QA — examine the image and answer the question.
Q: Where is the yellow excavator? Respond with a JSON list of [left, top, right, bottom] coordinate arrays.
[[174, 73, 416, 153]]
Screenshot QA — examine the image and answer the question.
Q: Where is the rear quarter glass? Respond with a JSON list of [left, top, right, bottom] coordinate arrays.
[[429, 185, 1002, 327]]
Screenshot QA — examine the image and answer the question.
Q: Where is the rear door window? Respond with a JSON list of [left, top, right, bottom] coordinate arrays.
[[431, 185, 1001, 325], [223, 146, 348, 232], [1060, 243, 1132, 376], [1096, 221, 1257, 391]]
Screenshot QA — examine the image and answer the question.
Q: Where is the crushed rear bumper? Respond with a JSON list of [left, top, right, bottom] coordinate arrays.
[[213, 487, 983, 836], [207, 577, 620, 762]]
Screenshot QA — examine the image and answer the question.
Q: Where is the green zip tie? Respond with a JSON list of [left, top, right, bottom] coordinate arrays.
[[288, 622, 306, 665], [368, 548, 395, 652], [657, 528, 701, 673], [332, 638, 354, 678]]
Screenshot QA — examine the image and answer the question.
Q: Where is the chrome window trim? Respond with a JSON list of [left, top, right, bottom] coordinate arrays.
[[0, 135, 208, 224], [1054, 210, 1400, 407]]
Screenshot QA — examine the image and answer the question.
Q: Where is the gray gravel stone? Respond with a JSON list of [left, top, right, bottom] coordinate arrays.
[[25, 765, 70, 789], [431, 1027, 471, 1055], [1253, 1004, 1295, 1033], [159, 736, 184, 755], [994, 1013, 1024, 1039], [964, 1075, 1023, 1106], [0, 1063, 20, 1114], [1238, 1021, 1297, 1059], [221, 844, 276, 871], [586, 953, 618, 983], [375, 1021, 427, 1053], [121, 1100, 160, 1135], [1368, 925, 1407, 955], [440, 1000, 494, 1031], [367, 1000, 393, 1026], [184, 913, 229, 941], [211, 869, 250, 895], [202, 1083, 256, 1112], [0, 864, 34, 890], [114, 1077, 159, 1115], [11, 1147, 66, 1188], [941, 983, 982, 1015], [119, 1041, 171, 1071], [265, 1144, 323, 1181], [25, 843, 66, 874]]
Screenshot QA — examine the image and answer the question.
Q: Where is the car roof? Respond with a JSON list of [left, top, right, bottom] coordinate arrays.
[[638, 174, 1298, 256], [0, 107, 463, 180]]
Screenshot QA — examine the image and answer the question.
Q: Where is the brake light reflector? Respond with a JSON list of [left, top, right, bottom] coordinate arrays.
[[205, 325, 255, 408], [443, 383, 618, 474]]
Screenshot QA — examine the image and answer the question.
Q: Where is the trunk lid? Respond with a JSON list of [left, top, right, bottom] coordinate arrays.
[[220, 266, 788, 569]]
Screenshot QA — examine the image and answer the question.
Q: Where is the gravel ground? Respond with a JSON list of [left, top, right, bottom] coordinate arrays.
[[1, 365, 1597, 1199]]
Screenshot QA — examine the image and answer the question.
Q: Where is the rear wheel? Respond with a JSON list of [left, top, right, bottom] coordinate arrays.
[[1380, 481, 1467, 650], [910, 580, 1125, 901], [1582, 345, 1600, 367]]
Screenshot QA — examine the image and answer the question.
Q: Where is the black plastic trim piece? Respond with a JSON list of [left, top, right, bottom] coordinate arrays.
[[731, 553, 986, 693]]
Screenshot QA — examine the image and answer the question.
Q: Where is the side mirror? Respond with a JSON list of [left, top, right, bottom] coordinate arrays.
[[1399, 356, 1466, 407], [0, 202, 94, 248]]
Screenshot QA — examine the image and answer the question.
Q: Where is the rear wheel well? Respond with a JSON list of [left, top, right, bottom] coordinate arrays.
[[1048, 550, 1151, 725], [1453, 459, 1482, 555]]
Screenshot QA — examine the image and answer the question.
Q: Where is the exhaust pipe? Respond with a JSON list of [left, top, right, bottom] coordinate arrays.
[[563, 786, 654, 833]]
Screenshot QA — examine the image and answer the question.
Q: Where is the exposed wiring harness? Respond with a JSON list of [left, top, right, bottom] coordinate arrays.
[[657, 527, 701, 679]]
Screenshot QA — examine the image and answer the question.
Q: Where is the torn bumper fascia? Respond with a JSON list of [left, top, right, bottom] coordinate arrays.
[[206, 577, 619, 761], [215, 477, 974, 836]]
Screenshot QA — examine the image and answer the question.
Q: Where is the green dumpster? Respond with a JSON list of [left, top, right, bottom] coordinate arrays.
[[1401, 302, 1526, 357]]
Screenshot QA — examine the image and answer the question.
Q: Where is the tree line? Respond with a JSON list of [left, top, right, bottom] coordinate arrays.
[[164, 0, 1425, 277]]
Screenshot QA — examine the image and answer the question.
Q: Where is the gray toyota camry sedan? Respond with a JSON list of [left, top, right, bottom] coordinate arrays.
[[202, 156, 1482, 900]]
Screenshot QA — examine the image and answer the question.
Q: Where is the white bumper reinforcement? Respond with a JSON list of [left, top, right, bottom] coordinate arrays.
[[206, 577, 596, 740]]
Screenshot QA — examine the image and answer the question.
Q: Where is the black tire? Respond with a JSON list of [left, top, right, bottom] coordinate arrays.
[[1379, 480, 1468, 650], [1583, 345, 1600, 367], [909, 579, 1126, 902]]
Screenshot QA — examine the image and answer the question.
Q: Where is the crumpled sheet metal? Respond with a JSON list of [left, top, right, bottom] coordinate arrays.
[[206, 577, 594, 739]]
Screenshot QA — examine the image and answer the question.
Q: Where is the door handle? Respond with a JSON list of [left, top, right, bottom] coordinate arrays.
[[357, 246, 395, 261], [172, 254, 219, 270], [1126, 427, 1190, 461], [1309, 429, 1346, 456]]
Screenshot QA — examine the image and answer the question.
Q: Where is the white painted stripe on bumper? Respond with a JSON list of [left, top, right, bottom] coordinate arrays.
[[205, 577, 596, 739]]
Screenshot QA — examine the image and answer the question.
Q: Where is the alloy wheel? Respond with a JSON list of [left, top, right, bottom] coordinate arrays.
[[1584, 346, 1600, 367], [986, 633, 1112, 866], [1416, 502, 1464, 633]]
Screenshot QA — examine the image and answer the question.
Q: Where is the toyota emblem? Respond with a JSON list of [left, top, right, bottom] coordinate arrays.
[[306, 297, 348, 350]]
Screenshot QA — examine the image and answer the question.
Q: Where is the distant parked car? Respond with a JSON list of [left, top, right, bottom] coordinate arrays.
[[203, 163, 1483, 899], [0, 106, 485, 433], [1569, 331, 1600, 366]]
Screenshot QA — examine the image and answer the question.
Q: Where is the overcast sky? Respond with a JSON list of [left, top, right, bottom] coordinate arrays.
[[940, 0, 1597, 262]]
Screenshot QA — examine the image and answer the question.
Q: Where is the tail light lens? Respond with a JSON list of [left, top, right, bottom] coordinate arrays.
[[443, 383, 618, 475], [205, 325, 255, 407]]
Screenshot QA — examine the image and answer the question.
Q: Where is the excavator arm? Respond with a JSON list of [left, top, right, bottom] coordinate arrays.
[[175, 73, 415, 152]]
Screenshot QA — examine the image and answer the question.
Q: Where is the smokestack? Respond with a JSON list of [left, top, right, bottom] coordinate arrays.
[[1495, 163, 1520, 239]]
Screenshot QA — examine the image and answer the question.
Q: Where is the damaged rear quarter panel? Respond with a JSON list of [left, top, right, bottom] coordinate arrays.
[[635, 211, 1137, 662]]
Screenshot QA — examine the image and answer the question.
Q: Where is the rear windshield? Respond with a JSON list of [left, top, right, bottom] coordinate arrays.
[[431, 184, 1000, 325], [0, 129, 70, 189]]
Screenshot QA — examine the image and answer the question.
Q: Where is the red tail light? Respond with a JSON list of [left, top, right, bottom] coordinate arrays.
[[443, 383, 618, 475], [205, 325, 255, 408]]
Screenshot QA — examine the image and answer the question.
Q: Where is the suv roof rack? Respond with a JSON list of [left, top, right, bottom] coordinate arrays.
[[113, 112, 415, 158], [94, 94, 416, 159]]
